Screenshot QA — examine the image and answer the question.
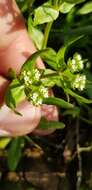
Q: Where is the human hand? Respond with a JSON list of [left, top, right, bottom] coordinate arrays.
[[0, 0, 58, 136]]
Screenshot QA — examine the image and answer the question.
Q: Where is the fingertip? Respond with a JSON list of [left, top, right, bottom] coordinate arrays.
[[0, 76, 9, 106]]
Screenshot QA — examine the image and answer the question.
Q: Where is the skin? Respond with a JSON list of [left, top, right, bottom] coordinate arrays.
[[0, 0, 58, 136]]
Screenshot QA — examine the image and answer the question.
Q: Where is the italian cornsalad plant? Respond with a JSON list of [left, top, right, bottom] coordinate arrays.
[[0, 0, 92, 189]]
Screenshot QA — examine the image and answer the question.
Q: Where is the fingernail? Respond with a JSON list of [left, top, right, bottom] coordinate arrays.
[[0, 129, 10, 137]]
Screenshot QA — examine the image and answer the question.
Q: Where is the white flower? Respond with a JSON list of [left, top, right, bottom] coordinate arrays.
[[34, 69, 41, 80], [86, 62, 91, 69], [68, 53, 84, 73], [72, 74, 86, 91], [24, 75, 29, 82], [36, 99, 42, 106], [72, 59, 76, 65], [20, 68, 48, 106], [44, 93, 48, 98], [79, 60, 84, 70], [27, 71, 31, 76], [74, 53, 82, 61], [31, 93, 38, 101], [71, 59, 77, 72], [29, 80, 32, 84], [23, 70, 26, 76], [24, 75, 32, 86], [30, 91, 43, 106], [40, 86, 48, 98]]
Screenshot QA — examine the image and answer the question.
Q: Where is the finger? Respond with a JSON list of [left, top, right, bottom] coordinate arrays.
[[41, 104, 58, 121], [0, 0, 44, 76], [0, 0, 25, 49], [0, 76, 41, 136], [0, 102, 41, 137], [0, 29, 44, 77], [33, 105, 58, 136]]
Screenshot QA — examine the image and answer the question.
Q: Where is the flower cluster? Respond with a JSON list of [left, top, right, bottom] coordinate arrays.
[[20, 69, 48, 106], [67, 53, 84, 73], [72, 74, 86, 91], [28, 85, 48, 106], [66, 52, 87, 91], [20, 69, 41, 87]]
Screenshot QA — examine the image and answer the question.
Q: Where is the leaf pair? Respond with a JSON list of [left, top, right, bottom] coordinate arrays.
[[33, 0, 86, 26], [34, 2, 59, 26]]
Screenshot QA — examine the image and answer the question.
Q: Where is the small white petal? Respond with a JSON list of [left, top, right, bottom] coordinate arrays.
[[77, 54, 82, 61], [27, 71, 31, 76], [24, 76, 29, 82]]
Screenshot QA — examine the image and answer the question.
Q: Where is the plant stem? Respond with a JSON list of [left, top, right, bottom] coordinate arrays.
[[42, 22, 53, 49], [66, 93, 70, 103], [42, 0, 60, 49], [79, 145, 92, 153], [42, 72, 58, 78], [25, 136, 41, 149], [76, 118, 82, 190], [54, 0, 59, 6], [79, 116, 92, 125], [28, 0, 35, 7]]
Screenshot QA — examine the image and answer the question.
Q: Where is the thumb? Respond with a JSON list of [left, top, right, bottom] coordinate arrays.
[[0, 76, 41, 136]]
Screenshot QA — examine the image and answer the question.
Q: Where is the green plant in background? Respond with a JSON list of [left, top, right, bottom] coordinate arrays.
[[0, 1, 92, 186]]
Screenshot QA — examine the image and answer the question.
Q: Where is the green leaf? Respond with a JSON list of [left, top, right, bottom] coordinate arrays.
[[20, 49, 49, 73], [41, 76, 62, 88], [43, 69, 56, 75], [39, 118, 65, 129], [41, 69, 62, 87], [34, 2, 59, 26], [65, 88, 92, 104], [18, 1, 28, 12], [7, 137, 24, 171], [57, 46, 66, 69], [5, 79, 26, 110], [84, 71, 92, 99], [0, 137, 11, 149], [57, 35, 84, 67], [59, 2, 75, 13], [63, 107, 80, 117], [86, 86, 92, 99], [7, 68, 16, 79], [28, 16, 44, 49], [64, 34, 84, 48], [16, 0, 35, 13], [78, 2, 92, 15], [64, 0, 85, 4], [42, 48, 58, 70], [43, 97, 74, 109]]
